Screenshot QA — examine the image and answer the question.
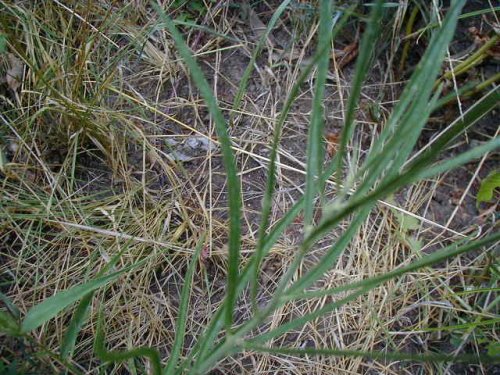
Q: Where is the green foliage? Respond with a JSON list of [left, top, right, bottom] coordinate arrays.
[[148, 1, 498, 372], [1, 0, 498, 373], [172, 0, 209, 22], [488, 342, 500, 357], [60, 244, 137, 359], [94, 311, 162, 375], [0, 310, 21, 336], [21, 259, 145, 333], [244, 343, 499, 363], [0, 360, 18, 375], [164, 236, 206, 373], [477, 170, 500, 206], [153, 2, 243, 333], [0, 33, 6, 54], [0, 147, 6, 172]]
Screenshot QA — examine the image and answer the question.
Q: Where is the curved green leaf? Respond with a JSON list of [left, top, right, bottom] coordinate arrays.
[[244, 344, 499, 364], [164, 235, 205, 374], [153, 3, 242, 332], [21, 260, 145, 333], [477, 170, 500, 206], [0, 310, 21, 336], [94, 310, 161, 375]]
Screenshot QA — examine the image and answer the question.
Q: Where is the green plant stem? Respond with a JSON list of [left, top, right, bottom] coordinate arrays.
[[152, 3, 242, 333], [249, 7, 352, 311], [243, 344, 499, 364], [95, 312, 162, 375], [399, 6, 420, 73], [435, 34, 499, 87]]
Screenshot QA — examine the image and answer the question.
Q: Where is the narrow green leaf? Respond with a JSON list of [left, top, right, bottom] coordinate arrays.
[[198, 287, 368, 372], [0, 147, 6, 172], [292, 233, 499, 301], [416, 138, 499, 181], [477, 170, 500, 205], [415, 318, 500, 333], [94, 310, 162, 375], [190, 200, 305, 369], [152, 3, 242, 331], [164, 235, 205, 374], [61, 243, 135, 359], [176, 155, 337, 370], [407, 86, 499, 170], [305, 136, 499, 254], [411, 7, 500, 41], [0, 292, 21, 319], [21, 259, 145, 333], [252, 233, 499, 343], [353, 0, 465, 197], [249, 0, 306, 309], [287, 205, 373, 295], [333, 0, 384, 190], [303, 0, 334, 229], [231, 0, 292, 120], [60, 293, 93, 359], [0, 310, 21, 336], [244, 344, 499, 364], [0, 33, 6, 54], [249, 7, 352, 309], [249, 7, 352, 323], [190, 200, 307, 370], [488, 342, 500, 357]]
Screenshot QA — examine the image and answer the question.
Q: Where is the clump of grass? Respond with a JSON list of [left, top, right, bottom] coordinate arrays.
[[1, 0, 499, 374]]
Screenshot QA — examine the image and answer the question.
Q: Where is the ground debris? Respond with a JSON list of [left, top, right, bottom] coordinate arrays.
[[164, 135, 218, 162], [5, 53, 24, 92]]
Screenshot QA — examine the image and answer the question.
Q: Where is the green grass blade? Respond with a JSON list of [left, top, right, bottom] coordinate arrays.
[[152, 3, 242, 332], [290, 76, 492, 291], [60, 242, 135, 359], [416, 137, 500, 180], [231, 0, 292, 120], [164, 235, 205, 374], [303, 134, 498, 255], [189, 199, 305, 369], [406, 87, 499, 170], [261, 196, 304, 256], [260, 9, 354, 310], [333, 0, 383, 191], [0, 310, 21, 336], [353, 0, 465, 195], [365, 137, 499, 208], [0, 292, 21, 319], [303, 0, 334, 230], [197, 288, 369, 373], [192, 171, 332, 368], [252, 233, 499, 343], [21, 259, 146, 333], [477, 170, 500, 205], [290, 233, 499, 301], [287, 205, 373, 294], [244, 344, 499, 364], [249, 6, 351, 311], [94, 310, 162, 375], [386, 87, 442, 176], [244, 6, 352, 284], [410, 6, 500, 38], [60, 293, 93, 359], [416, 318, 500, 333]]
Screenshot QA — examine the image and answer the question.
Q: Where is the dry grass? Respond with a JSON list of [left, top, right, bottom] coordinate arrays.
[[0, 1, 498, 374]]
